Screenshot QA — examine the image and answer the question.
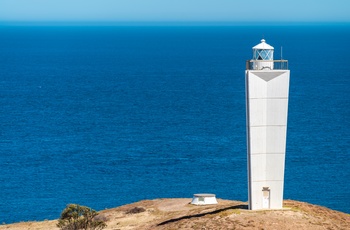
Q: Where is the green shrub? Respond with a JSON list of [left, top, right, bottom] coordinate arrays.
[[57, 204, 107, 230]]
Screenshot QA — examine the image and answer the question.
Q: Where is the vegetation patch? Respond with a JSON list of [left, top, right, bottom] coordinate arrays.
[[126, 207, 146, 214], [57, 204, 107, 230]]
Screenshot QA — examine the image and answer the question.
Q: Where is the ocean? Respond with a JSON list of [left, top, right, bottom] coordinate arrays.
[[0, 24, 349, 223]]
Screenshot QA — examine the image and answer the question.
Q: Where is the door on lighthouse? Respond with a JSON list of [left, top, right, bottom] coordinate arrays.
[[262, 187, 270, 209]]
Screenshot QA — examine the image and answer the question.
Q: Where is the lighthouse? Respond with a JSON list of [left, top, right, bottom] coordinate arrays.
[[245, 39, 290, 210]]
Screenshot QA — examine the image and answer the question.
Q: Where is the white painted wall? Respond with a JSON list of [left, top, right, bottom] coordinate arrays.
[[245, 70, 290, 210]]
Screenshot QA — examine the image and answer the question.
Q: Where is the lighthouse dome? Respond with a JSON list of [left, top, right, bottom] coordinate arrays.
[[253, 39, 274, 50]]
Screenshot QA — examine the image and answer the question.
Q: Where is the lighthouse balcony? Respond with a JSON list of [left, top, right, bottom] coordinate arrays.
[[246, 60, 288, 70]]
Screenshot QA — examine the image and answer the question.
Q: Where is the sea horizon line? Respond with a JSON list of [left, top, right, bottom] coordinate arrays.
[[1, 20, 350, 27]]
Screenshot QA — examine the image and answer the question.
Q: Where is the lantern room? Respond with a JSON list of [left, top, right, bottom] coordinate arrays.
[[251, 39, 274, 70]]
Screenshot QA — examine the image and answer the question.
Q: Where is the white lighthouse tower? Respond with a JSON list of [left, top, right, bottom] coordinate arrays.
[[245, 39, 290, 210]]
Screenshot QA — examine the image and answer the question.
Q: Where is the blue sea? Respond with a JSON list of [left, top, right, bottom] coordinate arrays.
[[0, 24, 349, 223]]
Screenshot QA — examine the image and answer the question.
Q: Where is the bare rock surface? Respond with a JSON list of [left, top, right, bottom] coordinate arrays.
[[1, 199, 349, 229]]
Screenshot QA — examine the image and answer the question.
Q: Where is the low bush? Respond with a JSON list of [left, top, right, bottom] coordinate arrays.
[[57, 204, 107, 230]]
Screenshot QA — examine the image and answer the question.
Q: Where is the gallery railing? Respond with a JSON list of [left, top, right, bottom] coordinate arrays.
[[246, 60, 288, 70]]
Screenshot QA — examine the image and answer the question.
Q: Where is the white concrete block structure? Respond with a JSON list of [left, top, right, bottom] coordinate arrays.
[[191, 194, 218, 205], [245, 39, 290, 210]]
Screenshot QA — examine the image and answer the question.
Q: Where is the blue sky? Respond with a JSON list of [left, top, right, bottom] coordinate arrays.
[[0, 0, 349, 24]]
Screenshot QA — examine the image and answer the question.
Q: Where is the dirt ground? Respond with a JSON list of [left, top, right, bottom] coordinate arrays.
[[1, 199, 349, 230]]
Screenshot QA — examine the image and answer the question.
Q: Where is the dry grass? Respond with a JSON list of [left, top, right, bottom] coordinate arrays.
[[1, 199, 349, 230]]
